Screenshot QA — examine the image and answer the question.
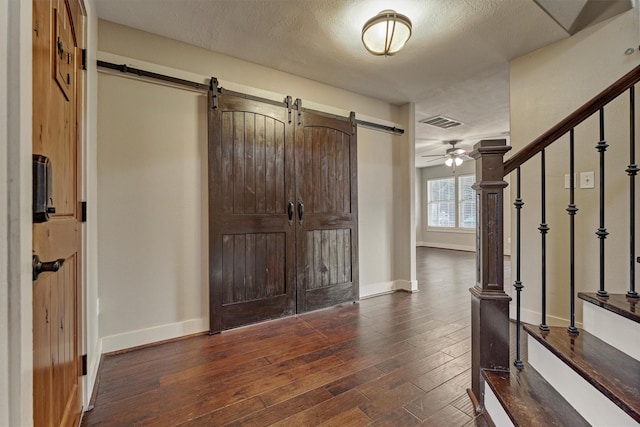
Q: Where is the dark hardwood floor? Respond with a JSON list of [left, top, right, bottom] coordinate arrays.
[[82, 247, 490, 426]]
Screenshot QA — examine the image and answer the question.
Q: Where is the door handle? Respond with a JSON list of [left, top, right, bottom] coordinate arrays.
[[32, 255, 64, 281], [298, 200, 304, 225], [287, 200, 294, 225]]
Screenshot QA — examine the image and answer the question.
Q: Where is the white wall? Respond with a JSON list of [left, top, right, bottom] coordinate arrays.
[[1, 0, 33, 425], [97, 20, 413, 350], [510, 9, 640, 325]]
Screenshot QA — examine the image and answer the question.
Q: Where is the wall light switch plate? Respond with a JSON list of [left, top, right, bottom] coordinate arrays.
[[564, 173, 576, 189], [580, 171, 595, 189]]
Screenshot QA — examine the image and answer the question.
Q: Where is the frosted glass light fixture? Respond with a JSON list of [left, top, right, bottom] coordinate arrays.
[[362, 10, 412, 56], [445, 156, 463, 167]]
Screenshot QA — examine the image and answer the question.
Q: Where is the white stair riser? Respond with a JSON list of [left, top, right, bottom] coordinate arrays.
[[484, 383, 516, 427], [582, 302, 640, 362], [528, 335, 636, 427]]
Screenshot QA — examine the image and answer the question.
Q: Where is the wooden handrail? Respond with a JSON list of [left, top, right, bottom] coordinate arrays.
[[504, 65, 640, 176]]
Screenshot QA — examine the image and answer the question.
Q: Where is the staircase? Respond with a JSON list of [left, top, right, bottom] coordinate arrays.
[[484, 295, 640, 426], [470, 65, 640, 427]]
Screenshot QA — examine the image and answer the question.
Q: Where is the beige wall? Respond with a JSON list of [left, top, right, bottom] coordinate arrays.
[[510, 9, 640, 325], [393, 103, 417, 287], [97, 20, 413, 350], [97, 74, 209, 346]]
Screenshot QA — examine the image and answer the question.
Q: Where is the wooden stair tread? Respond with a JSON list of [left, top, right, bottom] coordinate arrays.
[[524, 324, 640, 423], [483, 363, 589, 427], [578, 292, 640, 324]]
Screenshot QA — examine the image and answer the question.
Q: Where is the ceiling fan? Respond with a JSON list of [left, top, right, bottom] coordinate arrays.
[[421, 140, 471, 169]]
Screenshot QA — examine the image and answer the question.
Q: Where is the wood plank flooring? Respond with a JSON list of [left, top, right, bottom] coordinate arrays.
[[82, 248, 488, 426]]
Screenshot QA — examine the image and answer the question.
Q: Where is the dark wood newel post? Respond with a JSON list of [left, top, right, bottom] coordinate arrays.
[[470, 139, 512, 409]]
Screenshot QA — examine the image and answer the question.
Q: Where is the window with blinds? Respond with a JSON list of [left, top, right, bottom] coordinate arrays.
[[427, 177, 456, 227], [427, 174, 475, 229], [458, 174, 476, 229]]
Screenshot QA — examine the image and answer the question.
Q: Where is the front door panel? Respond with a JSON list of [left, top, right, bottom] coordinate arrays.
[[32, 0, 84, 426]]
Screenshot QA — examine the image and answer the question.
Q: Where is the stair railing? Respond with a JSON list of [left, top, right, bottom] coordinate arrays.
[[471, 64, 640, 407]]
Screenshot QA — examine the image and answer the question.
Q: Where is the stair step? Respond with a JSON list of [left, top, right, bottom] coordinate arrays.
[[578, 292, 640, 324], [524, 324, 640, 424], [579, 292, 640, 361], [483, 363, 589, 427]]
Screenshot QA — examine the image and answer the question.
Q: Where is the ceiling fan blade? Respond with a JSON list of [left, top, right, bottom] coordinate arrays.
[[425, 157, 444, 164], [421, 154, 445, 157]]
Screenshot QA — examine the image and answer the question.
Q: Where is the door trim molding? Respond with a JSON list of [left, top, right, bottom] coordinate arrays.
[[3, 0, 33, 425]]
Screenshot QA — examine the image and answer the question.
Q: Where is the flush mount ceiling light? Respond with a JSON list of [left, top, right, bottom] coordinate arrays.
[[361, 9, 412, 56]]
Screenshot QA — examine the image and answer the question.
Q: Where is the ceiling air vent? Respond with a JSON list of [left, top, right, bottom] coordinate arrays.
[[419, 115, 463, 129]]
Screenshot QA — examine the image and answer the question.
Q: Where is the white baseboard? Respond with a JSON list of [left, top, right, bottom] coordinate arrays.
[[416, 241, 511, 255], [360, 280, 419, 299], [85, 338, 102, 407], [417, 241, 475, 252], [528, 335, 636, 427], [398, 279, 419, 293], [100, 317, 208, 353], [509, 306, 582, 329]]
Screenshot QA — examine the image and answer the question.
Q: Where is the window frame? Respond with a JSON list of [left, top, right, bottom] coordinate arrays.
[[426, 173, 476, 232], [457, 174, 476, 230]]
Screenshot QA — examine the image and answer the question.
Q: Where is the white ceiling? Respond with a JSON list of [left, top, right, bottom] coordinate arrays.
[[94, 0, 572, 167]]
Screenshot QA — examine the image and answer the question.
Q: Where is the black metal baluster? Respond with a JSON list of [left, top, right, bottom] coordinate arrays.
[[514, 166, 524, 370], [596, 108, 609, 298], [627, 86, 639, 299], [568, 129, 579, 335], [539, 150, 550, 332]]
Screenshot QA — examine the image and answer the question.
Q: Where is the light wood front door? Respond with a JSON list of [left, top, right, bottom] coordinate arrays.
[[32, 0, 84, 425]]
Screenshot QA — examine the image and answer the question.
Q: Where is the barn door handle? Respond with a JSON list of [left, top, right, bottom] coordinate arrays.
[[32, 255, 64, 281], [298, 200, 304, 224], [287, 200, 294, 225]]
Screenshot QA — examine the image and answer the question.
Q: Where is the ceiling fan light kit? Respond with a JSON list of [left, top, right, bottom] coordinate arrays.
[[361, 10, 412, 56], [422, 140, 470, 169], [445, 156, 463, 167]]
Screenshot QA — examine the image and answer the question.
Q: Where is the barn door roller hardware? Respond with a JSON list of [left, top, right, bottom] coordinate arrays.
[[210, 77, 219, 109], [285, 96, 293, 124], [97, 60, 404, 135]]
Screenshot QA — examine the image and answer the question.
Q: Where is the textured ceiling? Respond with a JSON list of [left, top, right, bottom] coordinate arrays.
[[94, 0, 571, 167]]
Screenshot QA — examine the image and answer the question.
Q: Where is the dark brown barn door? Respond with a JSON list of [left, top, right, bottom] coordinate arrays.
[[294, 111, 359, 313], [208, 92, 296, 333]]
